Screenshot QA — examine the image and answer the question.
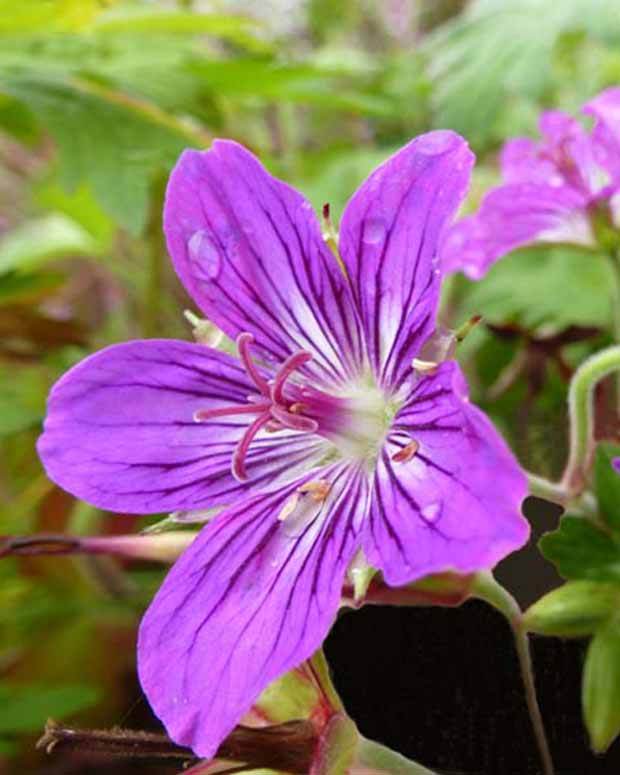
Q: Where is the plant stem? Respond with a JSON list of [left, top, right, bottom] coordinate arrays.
[[606, 250, 620, 414], [473, 572, 555, 775], [526, 472, 570, 506], [141, 176, 167, 338], [563, 346, 620, 493]]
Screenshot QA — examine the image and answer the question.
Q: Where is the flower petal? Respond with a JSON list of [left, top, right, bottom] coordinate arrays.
[[138, 463, 368, 757], [338, 130, 474, 389], [164, 141, 363, 388], [500, 137, 559, 184], [583, 87, 620, 183], [363, 362, 529, 586], [38, 340, 331, 514], [441, 182, 592, 279]]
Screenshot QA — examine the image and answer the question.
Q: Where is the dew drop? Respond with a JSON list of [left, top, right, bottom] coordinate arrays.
[[421, 502, 441, 522], [416, 130, 456, 155], [362, 217, 387, 245], [187, 230, 221, 280]]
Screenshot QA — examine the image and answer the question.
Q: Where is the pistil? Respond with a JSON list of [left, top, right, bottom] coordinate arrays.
[[194, 333, 319, 481]]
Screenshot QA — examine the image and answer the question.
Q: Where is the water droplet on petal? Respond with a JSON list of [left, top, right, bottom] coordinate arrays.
[[362, 217, 387, 245], [416, 130, 456, 156], [187, 230, 221, 280], [421, 502, 441, 522]]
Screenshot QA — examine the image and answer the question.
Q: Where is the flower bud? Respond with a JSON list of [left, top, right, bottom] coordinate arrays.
[[523, 581, 619, 637]]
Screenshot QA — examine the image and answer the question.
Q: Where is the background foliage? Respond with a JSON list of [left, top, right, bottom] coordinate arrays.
[[2, 0, 620, 772]]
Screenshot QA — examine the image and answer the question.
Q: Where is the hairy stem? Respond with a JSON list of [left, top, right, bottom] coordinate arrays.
[[473, 572, 555, 775], [606, 249, 620, 414], [526, 472, 570, 506], [563, 346, 620, 493]]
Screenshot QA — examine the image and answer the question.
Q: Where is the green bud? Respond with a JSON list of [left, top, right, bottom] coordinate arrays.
[[583, 618, 620, 752], [523, 581, 619, 637]]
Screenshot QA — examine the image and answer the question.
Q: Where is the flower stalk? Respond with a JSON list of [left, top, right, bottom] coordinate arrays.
[[563, 346, 620, 493], [472, 572, 555, 775]]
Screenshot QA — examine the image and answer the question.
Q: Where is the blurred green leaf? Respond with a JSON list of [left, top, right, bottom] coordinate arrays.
[[0, 214, 101, 274], [463, 247, 613, 330], [93, 8, 270, 53], [595, 442, 620, 532], [0, 272, 64, 306], [0, 683, 99, 734], [425, 0, 620, 147], [523, 580, 619, 637], [0, 0, 108, 34], [540, 516, 620, 582], [188, 59, 394, 116], [0, 74, 205, 234], [583, 618, 620, 752]]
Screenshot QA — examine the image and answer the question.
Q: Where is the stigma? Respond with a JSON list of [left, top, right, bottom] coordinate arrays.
[[194, 333, 322, 482]]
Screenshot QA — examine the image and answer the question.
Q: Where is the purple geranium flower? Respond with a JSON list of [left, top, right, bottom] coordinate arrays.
[[442, 87, 620, 279], [37, 132, 529, 757]]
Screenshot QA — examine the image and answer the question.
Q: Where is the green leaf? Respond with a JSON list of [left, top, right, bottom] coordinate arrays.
[[0, 0, 110, 33], [0, 683, 99, 734], [583, 619, 620, 752], [523, 581, 619, 637], [463, 246, 614, 330], [595, 442, 620, 532], [188, 59, 394, 116], [0, 271, 64, 306], [0, 214, 100, 274], [93, 9, 271, 53], [0, 74, 204, 234], [425, 0, 620, 148], [540, 516, 620, 582]]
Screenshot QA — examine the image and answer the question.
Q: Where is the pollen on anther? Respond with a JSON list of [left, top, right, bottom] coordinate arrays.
[[297, 479, 331, 502], [412, 358, 438, 375], [392, 439, 420, 463], [277, 494, 299, 522]]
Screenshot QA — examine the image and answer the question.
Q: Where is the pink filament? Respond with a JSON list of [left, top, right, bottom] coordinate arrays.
[[271, 351, 313, 405], [194, 333, 316, 482], [270, 405, 318, 433], [194, 402, 271, 422], [231, 411, 272, 481], [237, 332, 270, 396]]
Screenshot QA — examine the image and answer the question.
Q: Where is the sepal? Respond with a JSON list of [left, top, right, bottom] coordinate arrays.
[[523, 581, 619, 637]]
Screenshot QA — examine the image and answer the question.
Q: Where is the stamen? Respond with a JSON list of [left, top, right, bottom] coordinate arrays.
[[298, 479, 331, 502], [264, 420, 285, 433], [277, 494, 299, 521], [194, 402, 271, 422], [392, 439, 420, 463], [271, 351, 313, 405], [412, 358, 439, 375], [237, 332, 270, 397], [270, 405, 318, 433], [231, 411, 272, 481]]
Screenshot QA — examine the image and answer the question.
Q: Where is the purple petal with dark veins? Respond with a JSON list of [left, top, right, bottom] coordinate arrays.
[[440, 182, 592, 279], [338, 130, 474, 390], [37, 340, 332, 514], [501, 137, 561, 185], [164, 141, 364, 389], [138, 463, 369, 757], [583, 87, 620, 183], [364, 361, 529, 585]]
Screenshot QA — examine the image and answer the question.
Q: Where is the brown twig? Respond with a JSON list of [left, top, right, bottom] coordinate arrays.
[[37, 718, 318, 774]]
